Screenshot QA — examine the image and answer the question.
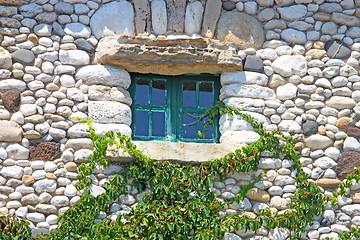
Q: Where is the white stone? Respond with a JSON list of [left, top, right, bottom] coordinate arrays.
[[185, 1, 203, 34], [259, 158, 282, 169], [278, 120, 301, 133], [343, 137, 360, 152], [90, 184, 105, 197], [313, 157, 337, 169], [51, 196, 69, 207], [6, 144, 29, 160], [64, 23, 91, 38], [271, 55, 307, 77], [33, 179, 57, 193], [220, 130, 260, 144], [60, 74, 75, 87], [269, 228, 290, 240], [324, 147, 340, 160], [221, 71, 268, 86], [59, 50, 89, 65], [27, 213, 45, 223], [276, 83, 297, 100], [220, 84, 275, 100], [0, 166, 23, 179], [64, 185, 77, 197], [90, 1, 135, 38], [75, 65, 131, 88]]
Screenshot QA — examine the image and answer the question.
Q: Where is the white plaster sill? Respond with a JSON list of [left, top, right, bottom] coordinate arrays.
[[106, 141, 245, 164]]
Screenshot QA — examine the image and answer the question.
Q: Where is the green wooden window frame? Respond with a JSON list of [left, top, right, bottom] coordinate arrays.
[[130, 73, 220, 143]]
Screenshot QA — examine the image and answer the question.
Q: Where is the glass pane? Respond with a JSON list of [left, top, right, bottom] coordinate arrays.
[[182, 113, 197, 139], [199, 82, 213, 108], [136, 79, 149, 105], [135, 111, 149, 136], [152, 112, 165, 137], [199, 117, 213, 140], [152, 80, 166, 105], [183, 82, 196, 107]]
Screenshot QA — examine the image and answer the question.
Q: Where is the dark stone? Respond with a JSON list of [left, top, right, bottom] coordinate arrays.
[[74, 39, 95, 54], [297, 94, 311, 100], [347, 127, 360, 138], [325, 39, 351, 59], [335, 151, 360, 180], [243, 55, 264, 73], [11, 49, 35, 65], [29, 142, 61, 161], [303, 120, 318, 136], [222, 1, 236, 10], [166, 0, 186, 33], [1, 89, 21, 113], [53, 22, 65, 37], [54, 2, 73, 14]]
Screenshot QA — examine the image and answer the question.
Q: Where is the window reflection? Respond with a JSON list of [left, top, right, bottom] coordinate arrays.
[[183, 81, 196, 107], [136, 79, 149, 104], [135, 110, 149, 136], [152, 80, 166, 105], [199, 82, 213, 108], [152, 112, 165, 137]]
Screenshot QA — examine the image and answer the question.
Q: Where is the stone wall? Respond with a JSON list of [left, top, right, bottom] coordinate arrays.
[[1, 0, 360, 239]]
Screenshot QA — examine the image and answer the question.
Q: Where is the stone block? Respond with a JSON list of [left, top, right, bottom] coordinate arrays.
[[0, 120, 22, 142], [88, 101, 131, 125]]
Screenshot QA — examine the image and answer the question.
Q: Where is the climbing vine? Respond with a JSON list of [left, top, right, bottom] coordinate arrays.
[[28, 102, 360, 239]]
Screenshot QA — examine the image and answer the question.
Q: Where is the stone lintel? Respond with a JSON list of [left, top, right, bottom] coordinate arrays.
[[0, 0, 28, 6], [106, 141, 245, 163], [94, 36, 243, 75]]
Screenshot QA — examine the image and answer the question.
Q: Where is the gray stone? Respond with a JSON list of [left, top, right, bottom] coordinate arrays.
[[90, 1, 135, 39], [33, 24, 52, 37], [216, 12, 265, 49], [74, 39, 95, 54], [342, 204, 360, 216], [19, 3, 43, 18], [88, 101, 131, 125], [0, 17, 21, 28], [244, 55, 264, 73], [325, 40, 351, 59], [281, 28, 306, 44], [0, 120, 22, 142], [11, 49, 35, 66], [151, 0, 167, 35], [278, 5, 307, 21], [333, 13, 360, 27], [303, 120, 317, 136], [53, 22, 65, 37], [271, 55, 307, 77], [75, 65, 131, 88], [26, 213, 45, 223], [185, 1, 204, 34], [222, 1, 236, 10], [54, 2, 73, 14], [35, 12, 57, 24], [201, 0, 222, 38], [0, 6, 17, 17], [64, 23, 91, 38], [166, 0, 186, 33]]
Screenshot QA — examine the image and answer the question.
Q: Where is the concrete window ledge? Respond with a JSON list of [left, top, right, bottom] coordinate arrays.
[[105, 141, 245, 164]]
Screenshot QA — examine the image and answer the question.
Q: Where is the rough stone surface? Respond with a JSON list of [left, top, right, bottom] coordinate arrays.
[[1, 89, 21, 113], [166, 0, 186, 33], [88, 101, 131, 125], [0, 47, 12, 70], [151, 0, 167, 35], [29, 142, 60, 161], [133, 0, 151, 35], [305, 135, 333, 150], [325, 40, 351, 59], [185, 1, 204, 34], [95, 37, 243, 75], [243, 55, 264, 73], [217, 12, 264, 49], [336, 152, 360, 180], [90, 1, 135, 39]]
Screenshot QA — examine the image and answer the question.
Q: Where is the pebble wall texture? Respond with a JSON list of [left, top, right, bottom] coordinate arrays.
[[1, 0, 360, 239]]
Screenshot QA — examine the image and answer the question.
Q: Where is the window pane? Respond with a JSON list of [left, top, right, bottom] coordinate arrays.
[[199, 82, 213, 108], [183, 82, 196, 107], [199, 117, 213, 139], [182, 113, 197, 139], [152, 112, 165, 137], [152, 80, 166, 105], [136, 79, 149, 104], [135, 111, 149, 136]]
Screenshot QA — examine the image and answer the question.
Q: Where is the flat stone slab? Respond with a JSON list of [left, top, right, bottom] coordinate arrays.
[[106, 141, 244, 163], [95, 36, 242, 75]]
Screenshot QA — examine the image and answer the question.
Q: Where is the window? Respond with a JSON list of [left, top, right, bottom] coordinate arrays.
[[130, 74, 220, 143]]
